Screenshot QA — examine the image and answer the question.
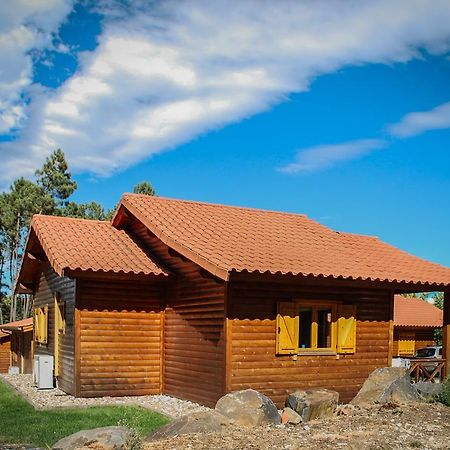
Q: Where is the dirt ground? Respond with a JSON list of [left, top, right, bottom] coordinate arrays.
[[145, 402, 450, 450]]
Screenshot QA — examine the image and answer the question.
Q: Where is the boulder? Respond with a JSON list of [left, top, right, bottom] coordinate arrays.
[[215, 389, 280, 427], [285, 389, 339, 422], [281, 407, 302, 425], [414, 381, 443, 400], [52, 426, 133, 450], [145, 411, 231, 442], [351, 367, 420, 406]]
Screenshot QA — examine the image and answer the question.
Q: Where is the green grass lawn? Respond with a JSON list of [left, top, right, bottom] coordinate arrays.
[[0, 380, 169, 447]]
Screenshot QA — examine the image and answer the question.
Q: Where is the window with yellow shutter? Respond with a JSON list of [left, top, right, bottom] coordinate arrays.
[[276, 301, 357, 355], [33, 305, 48, 345], [398, 331, 415, 356]]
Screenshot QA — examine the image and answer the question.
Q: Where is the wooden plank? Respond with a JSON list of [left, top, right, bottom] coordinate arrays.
[[443, 291, 450, 378]]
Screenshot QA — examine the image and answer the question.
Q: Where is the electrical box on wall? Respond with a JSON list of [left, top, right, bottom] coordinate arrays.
[[33, 355, 54, 389]]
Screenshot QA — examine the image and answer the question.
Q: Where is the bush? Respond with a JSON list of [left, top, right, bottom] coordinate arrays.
[[439, 377, 450, 406]]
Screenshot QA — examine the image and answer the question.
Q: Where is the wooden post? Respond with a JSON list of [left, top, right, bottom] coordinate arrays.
[[443, 291, 450, 378], [387, 291, 394, 367]]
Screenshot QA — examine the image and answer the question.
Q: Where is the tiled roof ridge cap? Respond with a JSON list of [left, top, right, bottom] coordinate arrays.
[[122, 193, 311, 219], [32, 214, 110, 225], [338, 231, 379, 239]]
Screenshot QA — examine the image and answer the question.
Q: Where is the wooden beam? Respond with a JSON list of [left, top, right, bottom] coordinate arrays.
[[443, 291, 450, 378], [27, 251, 45, 262], [387, 291, 394, 367]]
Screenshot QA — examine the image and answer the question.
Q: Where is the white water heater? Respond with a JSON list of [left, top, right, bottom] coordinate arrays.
[[33, 355, 54, 389]]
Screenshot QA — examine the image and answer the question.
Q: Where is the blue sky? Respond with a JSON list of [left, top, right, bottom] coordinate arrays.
[[0, 1, 449, 267]]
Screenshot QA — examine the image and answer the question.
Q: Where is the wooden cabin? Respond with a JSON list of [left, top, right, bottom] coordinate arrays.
[[0, 318, 33, 374], [15, 195, 450, 407], [0, 331, 10, 373], [393, 295, 443, 357]]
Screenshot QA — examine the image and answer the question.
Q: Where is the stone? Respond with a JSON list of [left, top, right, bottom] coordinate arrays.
[[281, 407, 302, 425], [414, 381, 443, 400], [145, 411, 231, 442], [215, 389, 281, 427], [336, 404, 360, 416], [285, 388, 339, 422], [351, 367, 420, 406], [52, 426, 133, 450]]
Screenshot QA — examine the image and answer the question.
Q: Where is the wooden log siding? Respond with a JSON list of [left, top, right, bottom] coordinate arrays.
[[393, 327, 436, 357], [34, 267, 76, 393], [77, 278, 164, 397], [228, 280, 392, 407], [125, 217, 226, 407], [0, 335, 10, 373]]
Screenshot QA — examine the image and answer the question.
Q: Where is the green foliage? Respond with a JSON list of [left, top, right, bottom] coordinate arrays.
[[433, 292, 444, 310], [430, 292, 444, 344], [133, 181, 156, 196], [61, 201, 109, 220], [0, 150, 157, 321], [439, 377, 450, 407], [0, 380, 168, 447], [402, 293, 429, 301], [35, 149, 77, 205]]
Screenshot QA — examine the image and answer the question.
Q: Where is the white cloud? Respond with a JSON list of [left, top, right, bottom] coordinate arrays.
[[279, 139, 387, 174], [2, 0, 450, 186], [0, 0, 73, 134], [388, 101, 450, 138]]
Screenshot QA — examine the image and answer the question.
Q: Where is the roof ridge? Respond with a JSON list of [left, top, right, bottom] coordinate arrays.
[[339, 231, 379, 239], [33, 214, 110, 225], [122, 193, 311, 219]]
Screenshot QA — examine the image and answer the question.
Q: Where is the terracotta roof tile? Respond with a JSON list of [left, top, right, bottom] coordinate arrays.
[[394, 295, 443, 327], [0, 317, 33, 331], [31, 215, 169, 277], [117, 194, 450, 287]]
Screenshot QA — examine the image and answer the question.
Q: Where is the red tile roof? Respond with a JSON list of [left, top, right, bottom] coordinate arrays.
[[0, 317, 33, 332], [394, 295, 443, 327], [116, 194, 450, 287], [30, 215, 169, 277]]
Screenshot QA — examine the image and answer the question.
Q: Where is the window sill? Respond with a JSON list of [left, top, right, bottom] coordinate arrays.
[[297, 350, 336, 356]]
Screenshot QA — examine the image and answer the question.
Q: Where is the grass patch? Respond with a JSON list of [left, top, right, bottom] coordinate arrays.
[[0, 380, 169, 447]]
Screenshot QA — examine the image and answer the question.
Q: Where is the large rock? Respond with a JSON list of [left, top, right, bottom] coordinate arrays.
[[414, 381, 443, 400], [145, 411, 231, 442], [351, 367, 420, 406], [285, 388, 339, 422], [215, 389, 280, 427], [52, 426, 133, 450]]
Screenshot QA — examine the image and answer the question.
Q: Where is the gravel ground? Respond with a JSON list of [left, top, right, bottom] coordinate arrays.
[[0, 374, 209, 419], [145, 402, 450, 450]]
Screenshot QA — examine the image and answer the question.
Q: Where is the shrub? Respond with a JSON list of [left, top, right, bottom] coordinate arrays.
[[439, 377, 450, 406]]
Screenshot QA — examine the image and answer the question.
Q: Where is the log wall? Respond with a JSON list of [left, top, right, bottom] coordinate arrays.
[[0, 334, 10, 373], [77, 278, 164, 397], [33, 267, 76, 393], [126, 218, 226, 407], [228, 279, 392, 406]]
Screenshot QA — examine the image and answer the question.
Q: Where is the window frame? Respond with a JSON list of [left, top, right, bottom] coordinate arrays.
[[295, 300, 338, 355]]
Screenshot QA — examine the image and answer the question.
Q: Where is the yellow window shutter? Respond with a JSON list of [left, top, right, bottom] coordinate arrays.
[[276, 302, 299, 355], [42, 305, 48, 344], [337, 305, 356, 354], [398, 332, 415, 356], [33, 308, 40, 343]]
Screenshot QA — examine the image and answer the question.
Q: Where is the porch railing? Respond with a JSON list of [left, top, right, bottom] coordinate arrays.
[[409, 358, 446, 383]]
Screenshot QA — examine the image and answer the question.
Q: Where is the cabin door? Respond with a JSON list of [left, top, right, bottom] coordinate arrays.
[[54, 295, 65, 377]]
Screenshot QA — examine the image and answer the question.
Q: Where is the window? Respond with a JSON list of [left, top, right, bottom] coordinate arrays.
[[397, 331, 415, 356], [33, 305, 48, 345], [276, 301, 356, 355]]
